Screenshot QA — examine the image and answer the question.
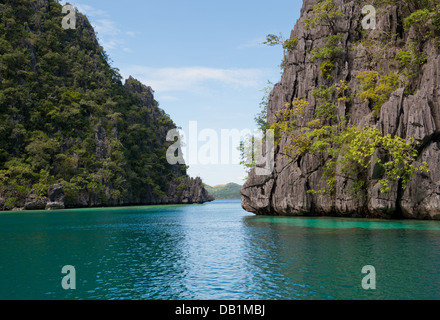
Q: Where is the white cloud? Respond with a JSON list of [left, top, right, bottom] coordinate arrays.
[[157, 95, 178, 102], [61, 2, 133, 53], [121, 66, 264, 93], [126, 31, 137, 37], [59, 1, 108, 18], [75, 3, 109, 18], [91, 18, 124, 50], [212, 112, 248, 121], [93, 19, 121, 36]]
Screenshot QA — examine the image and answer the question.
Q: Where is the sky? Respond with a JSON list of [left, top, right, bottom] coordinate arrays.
[[60, 0, 302, 186]]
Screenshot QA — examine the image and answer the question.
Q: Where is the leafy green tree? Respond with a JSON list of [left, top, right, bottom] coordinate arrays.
[[239, 82, 273, 173], [356, 71, 401, 115], [263, 34, 298, 68], [270, 101, 429, 196], [310, 33, 343, 80], [302, 0, 343, 34]]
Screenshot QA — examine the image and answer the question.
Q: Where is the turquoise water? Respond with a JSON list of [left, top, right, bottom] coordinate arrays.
[[0, 199, 439, 300]]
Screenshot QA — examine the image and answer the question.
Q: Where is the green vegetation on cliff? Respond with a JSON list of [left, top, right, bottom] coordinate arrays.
[[270, 0, 437, 197], [0, 0, 197, 209], [243, 0, 438, 199]]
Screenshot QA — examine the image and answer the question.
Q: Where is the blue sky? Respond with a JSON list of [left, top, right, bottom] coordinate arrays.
[[60, 0, 302, 186]]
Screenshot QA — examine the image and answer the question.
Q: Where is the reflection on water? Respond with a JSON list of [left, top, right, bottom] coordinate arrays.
[[248, 215, 440, 231], [244, 215, 440, 299], [0, 200, 439, 300]]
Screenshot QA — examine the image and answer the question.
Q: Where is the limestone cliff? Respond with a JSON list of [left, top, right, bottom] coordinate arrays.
[[0, 0, 213, 210], [242, 0, 440, 219]]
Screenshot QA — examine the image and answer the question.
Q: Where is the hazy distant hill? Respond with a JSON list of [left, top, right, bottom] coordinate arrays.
[[204, 183, 242, 199]]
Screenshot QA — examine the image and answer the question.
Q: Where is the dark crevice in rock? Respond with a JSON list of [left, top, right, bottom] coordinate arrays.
[[393, 89, 405, 137], [241, 0, 440, 220], [416, 132, 440, 154], [297, 156, 302, 168], [394, 180, 405, 219], [429, 87, 440, 132], [268, 176, 277, 215]]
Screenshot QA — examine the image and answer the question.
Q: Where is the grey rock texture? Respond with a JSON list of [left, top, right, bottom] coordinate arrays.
[[180, 177, 215, 204], [52, 77, 213, 209], [0, 1, 213, 212], [22, 184, 66, 211], [24, 193, 48, 210], [242, 0, 440, 219], [46, 184, 66, 210], [18, 180, 209, 211]]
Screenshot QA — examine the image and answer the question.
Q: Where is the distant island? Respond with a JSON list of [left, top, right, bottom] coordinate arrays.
[[0, 0, 213, 211], [204, 183, 242, 199]]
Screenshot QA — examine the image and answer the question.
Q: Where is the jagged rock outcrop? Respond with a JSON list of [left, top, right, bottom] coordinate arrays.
[[180, 177, 215, 204], [19, 175, 214, 211], [24, 193, 48, 210], [46, 184, 66, 210], [242, 0, 440, 220], [22, 184, 65, 211]]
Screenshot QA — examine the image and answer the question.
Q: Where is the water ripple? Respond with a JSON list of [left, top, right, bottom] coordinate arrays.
[[1, 200, 440, 299]]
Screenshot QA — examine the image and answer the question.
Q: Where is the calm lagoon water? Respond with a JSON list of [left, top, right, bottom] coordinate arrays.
[[0, 199, 439, 300]]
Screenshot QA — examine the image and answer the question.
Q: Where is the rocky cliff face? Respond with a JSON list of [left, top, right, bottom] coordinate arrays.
[[17, 175, 214, 211], [242, 0, 440, 219], [64, 76, 215, 209], [0, 0, 213, 211]]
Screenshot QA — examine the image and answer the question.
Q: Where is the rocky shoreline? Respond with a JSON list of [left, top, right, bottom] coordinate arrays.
[[1, 178, 214, 212]]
